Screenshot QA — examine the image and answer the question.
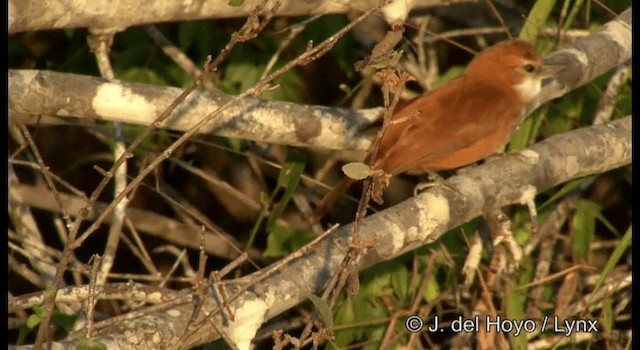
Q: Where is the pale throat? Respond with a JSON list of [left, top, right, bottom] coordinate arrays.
[[515, 75, 542, 103]]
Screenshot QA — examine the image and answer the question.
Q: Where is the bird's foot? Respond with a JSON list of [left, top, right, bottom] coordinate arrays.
[[370, 170, 392, 205], [414, 172, 461, 197]]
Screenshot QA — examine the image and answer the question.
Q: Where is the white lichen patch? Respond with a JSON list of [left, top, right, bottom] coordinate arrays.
[[564, 155, 580, 176], [518, 185, 538, 219], [224, 298, 269, 350], [147, 292, 163, 303], [519, 149, 540, 163], [601, 17, 632, 59], [412, 193, 450, 242], [377, 218, 407, 257], [92, 84, 156, 124], [167, 309, 181, 317], [16, 69, 38, 82], [518, 185, 537, 206], [406, 225, 420, 242]]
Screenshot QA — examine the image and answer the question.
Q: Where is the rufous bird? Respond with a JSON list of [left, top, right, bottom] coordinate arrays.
[[314, 39, 561, 221]]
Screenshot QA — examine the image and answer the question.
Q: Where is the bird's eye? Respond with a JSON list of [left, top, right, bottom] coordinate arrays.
[[523, 64, 536, 73]]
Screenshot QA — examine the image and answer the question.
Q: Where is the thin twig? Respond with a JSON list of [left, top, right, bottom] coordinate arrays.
[[85, 255, 102, 339], [296, 24, 408, 347], [259, 16, 319, 80], [99, 122, 128, 285], [9, 159, 90, 200], [8, 164, 58, 283], [483, 0, 511, 39], [18, 120, 73, 349], [592, 64, 630, 125], [122, 218, 161, 277], [177, 230, 210, 344], [152, 177, 261, 263], [10, 282, 181, 314], [72, 293, 194, 336], [70, 0, 287, 249], [8, 255, 44, 288], [183, 224, 340, 342], [143, 25, 219, 92], [423, 26, 509, 43], [155, 247, 191, 288], [212, 270, 235, 322]]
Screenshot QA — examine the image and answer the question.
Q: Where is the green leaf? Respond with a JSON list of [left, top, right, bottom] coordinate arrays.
[[263, 225, 314, 257], [390, 265, 409, 301], [359, 262, 396, 298], [306, 293, 333, 329], [422, 272, 440, 303], [16, 324, 33, 345], [224, 137, 243, 153], [248, 148, 305, 252], [178, 21, 222, 55], [220, 61, 262, 94], [508, 113, 536, 151], [266, 149, 306, 230], [539, 178, 586, 209], [594, 226, 631, 290], [506, 281, 529, 349], [601, 298, 614, 333], [26, 313, 41, 329], [435, 65, 465, 85], [339, 297, 387, 345], [78, 339, 108, 350], [117, 67, 168, 85], [334, 298, 357, 345], [52, 309, 78, 333], [562, 0, 587, 32], [261, 70, 305, 103], [571, 199, 600, 260], [228, 0, 245, 6], [519, 0, 558, 42], [304, 15, 355, 79], [554, 94, 585, 124], [263, 225, 289, 257]]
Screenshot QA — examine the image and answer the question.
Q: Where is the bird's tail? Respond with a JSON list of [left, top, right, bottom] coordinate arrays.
[[310, 177, 355, 224]]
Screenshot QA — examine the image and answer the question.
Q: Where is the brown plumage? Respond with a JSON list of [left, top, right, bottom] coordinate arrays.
[[314, 40, 556, 222]]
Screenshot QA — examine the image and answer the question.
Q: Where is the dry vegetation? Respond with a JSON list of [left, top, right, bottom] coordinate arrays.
[[8, 0, 631, 349]]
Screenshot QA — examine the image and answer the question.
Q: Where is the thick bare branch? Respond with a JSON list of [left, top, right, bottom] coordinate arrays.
[[8, 69, 382, 152], [533, 7, 631, 111], [9, 0, 473, 34]]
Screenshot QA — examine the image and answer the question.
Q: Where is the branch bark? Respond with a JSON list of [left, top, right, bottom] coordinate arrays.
[[8, 68, 381, 152], [9, 0, 472, 34]]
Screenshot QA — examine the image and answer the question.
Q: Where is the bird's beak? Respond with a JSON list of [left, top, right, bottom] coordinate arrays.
[[540, 64, 566, 79]]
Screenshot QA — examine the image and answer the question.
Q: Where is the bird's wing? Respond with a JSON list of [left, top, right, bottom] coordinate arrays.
[[375, 78, 521, 174]]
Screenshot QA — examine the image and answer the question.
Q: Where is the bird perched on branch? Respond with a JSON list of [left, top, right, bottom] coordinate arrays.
[[313, 39, 561, 222]]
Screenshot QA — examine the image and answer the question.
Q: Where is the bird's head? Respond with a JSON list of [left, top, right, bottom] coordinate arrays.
[[465, 40, 560, 104]]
